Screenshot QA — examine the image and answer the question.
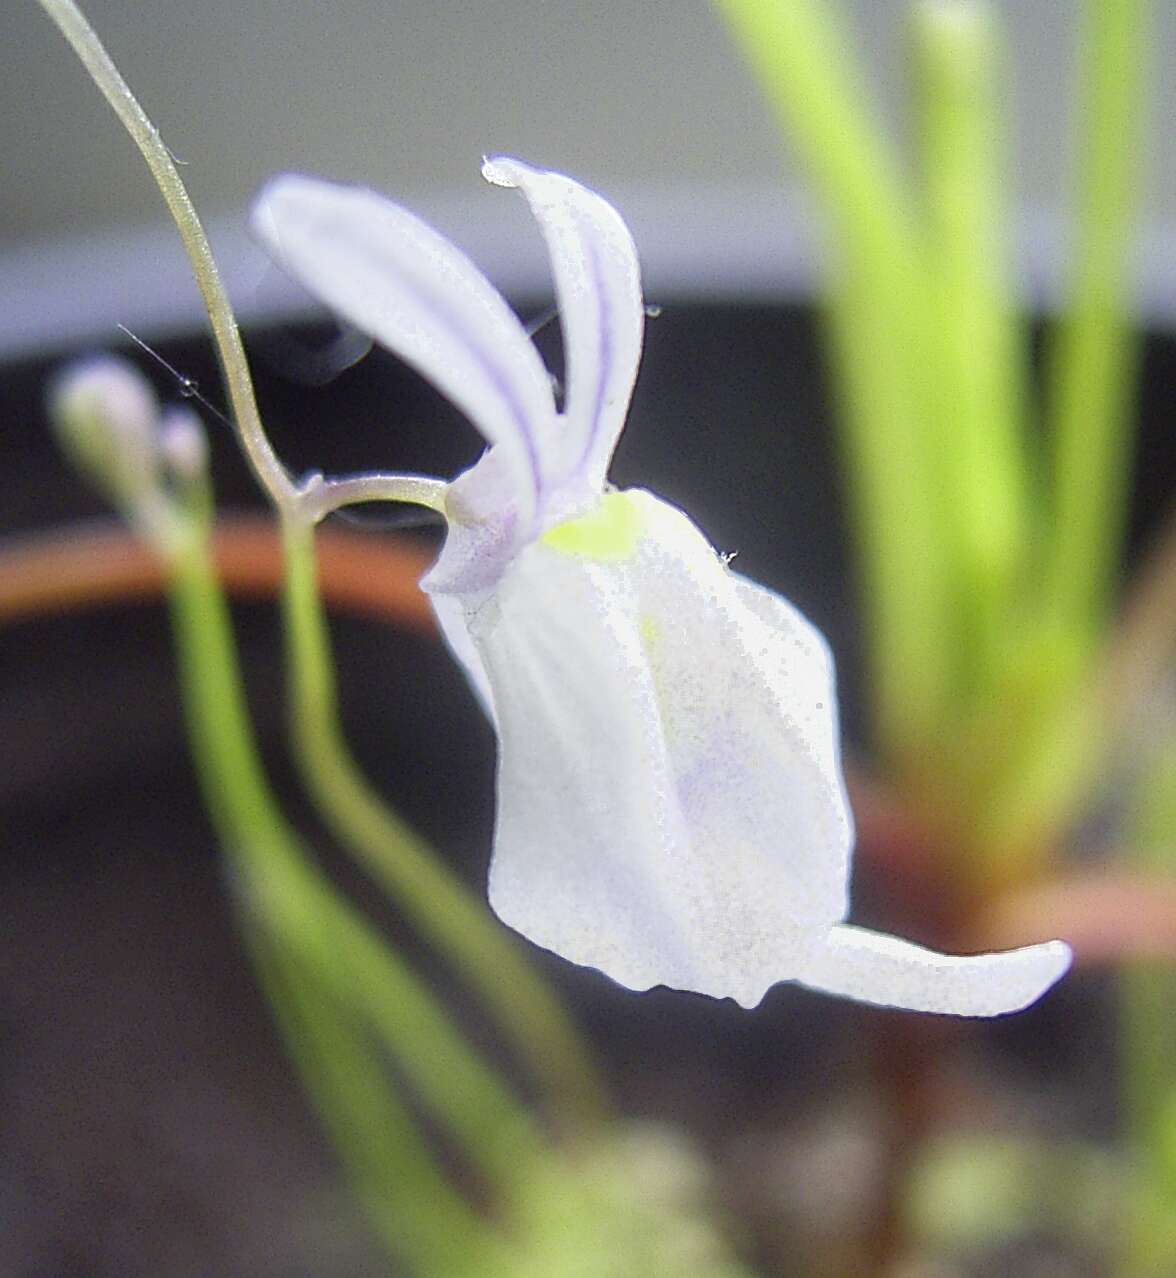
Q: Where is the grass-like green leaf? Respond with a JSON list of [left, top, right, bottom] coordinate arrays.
[[715, 0, 955, 771]]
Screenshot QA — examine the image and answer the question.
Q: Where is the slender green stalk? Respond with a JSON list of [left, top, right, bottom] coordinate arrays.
[[166, 514, 543, 1181], [42, 0, 605, 1136], [39, 0, 453, 532], [963, 0, 1156, 884], [250, 933, 490, 1275], [962, 649, 1101, 883], [300, 471, 449, 522], [280, 518, 608, 1128], [715, 0, 952, 770], [156, 501, 570, 1275], [1042, 0, 1154, 640], [165, 538, 481, 1270], [913, 0, 1029, 695], [37, 0, 294, 506], [1121, 731, 1176, 1276]]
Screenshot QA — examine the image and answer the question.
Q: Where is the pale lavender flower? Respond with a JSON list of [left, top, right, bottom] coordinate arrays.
[[251, 158, 1070, 1014]]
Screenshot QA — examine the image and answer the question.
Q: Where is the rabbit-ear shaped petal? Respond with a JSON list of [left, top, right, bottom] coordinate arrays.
[[483, 157, 644, 494], [251, 174, 554, 526]]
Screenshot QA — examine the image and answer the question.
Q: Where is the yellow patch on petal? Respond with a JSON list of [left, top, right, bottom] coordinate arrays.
[[542, 490, 642, 561]]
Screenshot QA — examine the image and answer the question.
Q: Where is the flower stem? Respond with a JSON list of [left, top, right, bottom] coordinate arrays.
[[41, 0, 605, 1133], [249, 932, 488, 1274], [36, 0, 295, 509], [163, 505, 534, 1263], [280, 516, 609, 1129], [300, 471, 449, 523]]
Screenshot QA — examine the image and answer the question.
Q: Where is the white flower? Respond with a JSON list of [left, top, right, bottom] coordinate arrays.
[[251, 158, 1071, 1014]]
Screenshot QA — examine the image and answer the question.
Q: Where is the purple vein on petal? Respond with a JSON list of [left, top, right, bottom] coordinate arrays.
[[569, 215, 614, 488], [342, 235, 547, 519]]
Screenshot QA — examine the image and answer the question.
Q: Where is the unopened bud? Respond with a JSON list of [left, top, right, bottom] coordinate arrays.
[[159, 404, 209, 486], [49, 355, 161, 506]]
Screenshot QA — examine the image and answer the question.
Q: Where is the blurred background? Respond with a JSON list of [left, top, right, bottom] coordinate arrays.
[[3, 0, 1176, 358]]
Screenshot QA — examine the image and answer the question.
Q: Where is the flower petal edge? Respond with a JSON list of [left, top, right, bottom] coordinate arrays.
[[251, 173, 554, 525], [795, 924, 1072, 1016], [482, 157, 644, 494]]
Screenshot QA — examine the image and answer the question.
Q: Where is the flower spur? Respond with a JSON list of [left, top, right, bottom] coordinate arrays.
[[251, 158, 1070, 1014]]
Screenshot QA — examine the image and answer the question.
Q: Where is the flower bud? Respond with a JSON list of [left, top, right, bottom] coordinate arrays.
[[159, 403, 209, 487], [49, 355, 161, 507]]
